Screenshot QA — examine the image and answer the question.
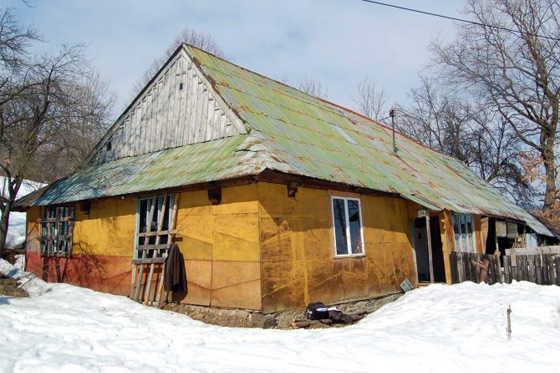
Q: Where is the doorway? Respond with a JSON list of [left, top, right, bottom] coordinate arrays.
[[411, 216, 446, 283]]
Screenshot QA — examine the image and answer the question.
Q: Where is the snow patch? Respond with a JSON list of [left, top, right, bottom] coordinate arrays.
[[1, 264, 560, 372]]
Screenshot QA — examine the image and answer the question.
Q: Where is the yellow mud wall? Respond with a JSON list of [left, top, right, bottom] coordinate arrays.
[[176, 184, 261, 310], [25, 198, 137, 294], [258, 182, 417, 313]]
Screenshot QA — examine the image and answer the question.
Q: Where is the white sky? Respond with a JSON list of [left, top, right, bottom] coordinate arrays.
[[6, 0, 464, 119]]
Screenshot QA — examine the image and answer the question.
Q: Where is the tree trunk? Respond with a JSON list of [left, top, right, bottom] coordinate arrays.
[[542, 141, 557, 213], [0, 202, 11, 257]]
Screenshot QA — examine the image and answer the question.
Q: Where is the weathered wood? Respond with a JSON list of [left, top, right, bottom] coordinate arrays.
[[450, 252, 459, 283], [129, 263, 137, 298], [90, 51, 245, 166], [135, 244, 171, 251], [133, 196, 156, 301], [425, 214, 434, 283], [555, 257, 560, 286], [155, 192, 179, 307], [136, 229, 178, 238], [131, 257, 166, 265], [477, 259, 489, 283]]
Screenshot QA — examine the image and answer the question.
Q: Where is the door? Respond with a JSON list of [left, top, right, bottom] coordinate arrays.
[[411, 216, 446, 283]]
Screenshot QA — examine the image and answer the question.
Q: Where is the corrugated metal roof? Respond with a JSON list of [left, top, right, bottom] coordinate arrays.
[[187, 46, 551, 236], [28, 136, 274, 205], [24, 44, 552, 236]]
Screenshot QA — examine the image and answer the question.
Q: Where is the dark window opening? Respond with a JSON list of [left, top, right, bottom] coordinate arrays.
[[39, 204, 75, 257]]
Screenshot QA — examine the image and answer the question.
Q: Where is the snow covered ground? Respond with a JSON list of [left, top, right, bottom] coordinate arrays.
[[1, 260, 559, 372], [1, 177, 44, 249]]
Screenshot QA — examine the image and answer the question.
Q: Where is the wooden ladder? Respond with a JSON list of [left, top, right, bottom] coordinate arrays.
[[130, 193, 179, 306]]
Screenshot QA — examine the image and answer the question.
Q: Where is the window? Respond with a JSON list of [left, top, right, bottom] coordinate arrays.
[[39, 204, 74, 256], [452, 213, 475, 252], [332, 197, 364, 256], [136, 194, 171, 259]]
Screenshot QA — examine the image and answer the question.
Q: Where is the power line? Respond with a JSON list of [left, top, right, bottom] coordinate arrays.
[[357, 0, 560, 42]]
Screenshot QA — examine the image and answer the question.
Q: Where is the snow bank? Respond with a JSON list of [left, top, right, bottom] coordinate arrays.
[[0, 259, 51, 296], [0, 268, 559, 372]]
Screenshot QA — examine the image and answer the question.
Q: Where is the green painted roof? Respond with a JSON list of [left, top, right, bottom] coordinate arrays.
[[27, 135, 282, 205], [187, 45, 550, 235], [25, 44, 551, 236]]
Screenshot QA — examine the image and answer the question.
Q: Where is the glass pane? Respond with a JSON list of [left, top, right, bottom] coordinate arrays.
[[466, 215, 474, 252], [460, 214, 467, 252], [333, 198, 348, 255], [348, 200, 363, 254], [452, 214, 460, 251]]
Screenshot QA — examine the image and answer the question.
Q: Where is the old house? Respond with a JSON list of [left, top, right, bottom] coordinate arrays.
[[18, 44, 552, 313]]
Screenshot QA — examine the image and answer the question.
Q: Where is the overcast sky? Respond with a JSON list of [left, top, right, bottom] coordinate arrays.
[[6, 0, 465, 120]]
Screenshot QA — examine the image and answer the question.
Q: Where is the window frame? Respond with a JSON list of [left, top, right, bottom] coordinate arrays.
[[452, 212, 476, 253], [135, 194, 172, 259], [331, 196, 365, 257], [39, 204, 75, 257]]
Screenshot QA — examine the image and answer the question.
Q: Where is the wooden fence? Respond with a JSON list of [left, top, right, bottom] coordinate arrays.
[[450, 247, 560, 286], [503, 254, 560, 285], [449, 252, 502, 285]]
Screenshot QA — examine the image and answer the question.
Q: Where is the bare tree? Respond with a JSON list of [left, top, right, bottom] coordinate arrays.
[[0, 8, 113, 253], [0, 8, 38, 70], [353, 75, 388, 121], [298, 75, 329, 99], [398, 76, 532, 204], [131, 27, 225, 96], [432, 0, 560, 213]]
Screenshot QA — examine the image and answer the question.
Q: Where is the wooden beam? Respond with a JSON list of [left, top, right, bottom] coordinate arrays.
[[426, 213, 434, 283]]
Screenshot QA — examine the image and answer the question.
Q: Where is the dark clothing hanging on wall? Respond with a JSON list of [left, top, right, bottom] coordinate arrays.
[[164, 243, 187, 292]]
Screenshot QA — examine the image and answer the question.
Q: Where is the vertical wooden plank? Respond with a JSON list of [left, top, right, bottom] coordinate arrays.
[[426, 214, 434, 283], [134, 196, 156, 301], [528, 255, 535, 283], [457, 253, 464, 283], [503, 256, 510, 284], [144, 194, 168, 305], [543, 255, 551, 285], [450, 252, 459, 284], [200, 87, 210, 142], [495, 255, 502, 284], [156, 193, 180, 307], [536, 255, 542, 285], [130, 265, 137, 299], [555, 257, 560, 286], [522, 255, 529, 282]]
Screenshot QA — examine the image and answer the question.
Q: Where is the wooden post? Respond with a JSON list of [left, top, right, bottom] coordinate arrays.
[[134, 196, 156, 301], [155, 193, 179, 307], [144, 194, 168, 305], [426, 213, 434, 283], [507, 305, 512, 340]]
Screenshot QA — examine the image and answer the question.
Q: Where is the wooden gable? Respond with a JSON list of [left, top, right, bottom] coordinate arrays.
[[89, 47, 246, 165]]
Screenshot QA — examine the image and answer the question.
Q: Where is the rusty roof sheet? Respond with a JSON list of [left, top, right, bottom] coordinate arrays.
[[26, 135, 287, 206], [187, 45, 551, 236], [23, 44, 551, 236]]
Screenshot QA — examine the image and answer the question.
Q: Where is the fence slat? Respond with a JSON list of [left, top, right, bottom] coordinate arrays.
[[555, 257, 560, 286], [451, 252, 559, 286]]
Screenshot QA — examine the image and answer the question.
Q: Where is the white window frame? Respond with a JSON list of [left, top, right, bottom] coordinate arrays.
[[452, 213, 476, 253], [331, 196, 365, 257]]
